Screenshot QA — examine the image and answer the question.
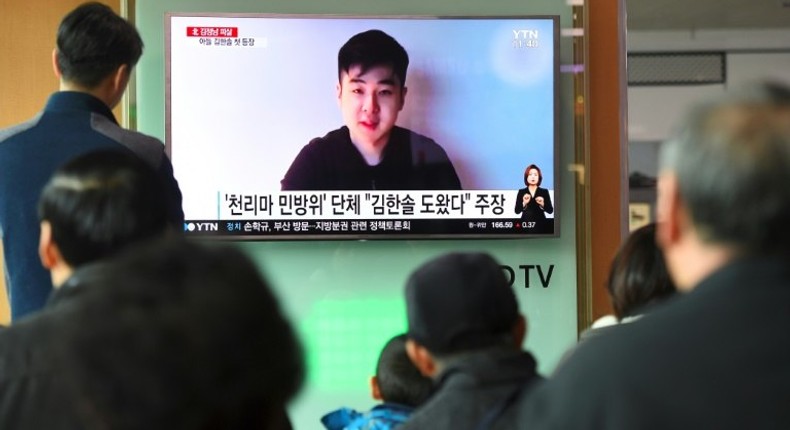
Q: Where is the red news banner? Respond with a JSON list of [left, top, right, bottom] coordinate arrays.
[[186, 27, 238, 37]]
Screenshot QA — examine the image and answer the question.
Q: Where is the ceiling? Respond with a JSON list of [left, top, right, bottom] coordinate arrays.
[[626, 0, 790, 30]]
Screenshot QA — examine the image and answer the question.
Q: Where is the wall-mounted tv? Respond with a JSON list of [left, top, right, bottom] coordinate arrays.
[[166, 13, 560, 239]]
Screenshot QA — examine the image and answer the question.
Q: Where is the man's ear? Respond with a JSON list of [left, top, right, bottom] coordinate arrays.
[[370, 376, 382, 401], [336, 82, 342, 106], [107, 64, 130, 107], [406, 338, 437, 378], [113, 64, 130, 90], [513, 314, 527, 347], [399, 86, 407, 111], [52, 48, 62, 79], [656, 172, 683, 249], [38, 221, 62, 270]]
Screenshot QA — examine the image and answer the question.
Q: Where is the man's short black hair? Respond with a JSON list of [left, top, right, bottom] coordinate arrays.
[[38, 149, 170, 268], [375, 334, 433, 407], [338, 29, 409, 88], [52, 237, 304, 430], [56, 2, 144, 88]]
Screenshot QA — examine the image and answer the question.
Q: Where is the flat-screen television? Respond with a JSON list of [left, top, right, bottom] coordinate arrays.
[[166, 13, 560, 239]]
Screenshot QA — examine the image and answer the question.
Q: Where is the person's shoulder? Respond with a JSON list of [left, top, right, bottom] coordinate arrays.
[[394, 126, 453, 161], [0, 310, 83, 427], [93, 120, 167, 167], [558, 292, 711, 385], [556, 316, 665, 388], [396, 409, 429, 430], [307, 126, 349, 147], [361, 404, 413, 429], [515, 323, 654, 427], [92, 117, 163, 148], [0, 115, 43, 145], [394, 126, 440, 146], [320, 407, 362, 430], [0, 309, 69, 372], [396, 372, 474, 430]]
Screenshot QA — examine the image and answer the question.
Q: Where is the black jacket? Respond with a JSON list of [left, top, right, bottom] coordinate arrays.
[[518, 257, 790, 429], [0, 92, 183, 319], [0, 265, 104, 430], [514, 187, 553, 221], [400, 348, 542, 430]]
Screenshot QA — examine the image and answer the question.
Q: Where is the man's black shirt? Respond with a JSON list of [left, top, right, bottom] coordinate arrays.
[[281, 126, 462, 191]]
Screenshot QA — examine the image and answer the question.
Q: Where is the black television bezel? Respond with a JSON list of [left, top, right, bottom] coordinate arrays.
[[165, 13, 561, 241]]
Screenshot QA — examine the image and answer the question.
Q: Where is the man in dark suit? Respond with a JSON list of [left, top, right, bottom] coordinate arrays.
[[518, 81, 790, 429], [0, 2, 183, 320]]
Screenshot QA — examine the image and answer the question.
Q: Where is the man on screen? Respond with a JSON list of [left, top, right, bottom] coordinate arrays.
[[281, 29, 462, 191]]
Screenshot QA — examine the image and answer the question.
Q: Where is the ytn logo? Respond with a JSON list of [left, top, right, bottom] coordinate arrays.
[[512, 29, 539, 48], [184, 222, 219, 232]]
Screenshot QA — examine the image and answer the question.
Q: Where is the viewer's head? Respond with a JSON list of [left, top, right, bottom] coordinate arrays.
[[336, 30, 409, 150], [38, 149, 170, 272], [524, 164, 543, 186], [405, 252, 525, 376], [606, 223, 676, 320], [55, 2, 143, 97], [372, 334, 433, 407], [657, 81, 790, 288], [54, 237, 304, 430]]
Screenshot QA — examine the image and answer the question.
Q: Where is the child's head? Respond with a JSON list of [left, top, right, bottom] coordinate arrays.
[[371, 334, 432, 407], [338, 29, 409, 89]]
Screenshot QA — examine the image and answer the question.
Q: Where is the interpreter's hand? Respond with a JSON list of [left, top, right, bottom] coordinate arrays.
[[523, 194, 531, 206], [535, 196, 545, 208]]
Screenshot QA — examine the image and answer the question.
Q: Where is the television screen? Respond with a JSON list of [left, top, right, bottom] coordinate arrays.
[[166, 14, 560, 239]]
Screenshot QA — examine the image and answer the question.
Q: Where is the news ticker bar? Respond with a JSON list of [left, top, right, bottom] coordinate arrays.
[[184, 218, 555, 237]]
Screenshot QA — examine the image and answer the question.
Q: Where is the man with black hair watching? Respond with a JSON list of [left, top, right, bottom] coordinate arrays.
[[0, 2, 183, 320], [0, 149, 175, 429], [400, 252, 542, 430], [321, 333, 433, 430]]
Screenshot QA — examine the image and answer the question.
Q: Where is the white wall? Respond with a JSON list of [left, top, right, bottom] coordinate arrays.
[[627, 28, 790, 181], [626, 28, 790, 228], [628, 28, 790, 144]]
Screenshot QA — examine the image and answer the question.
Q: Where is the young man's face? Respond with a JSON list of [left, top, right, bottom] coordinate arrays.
[[337, 64, 406, 149]]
